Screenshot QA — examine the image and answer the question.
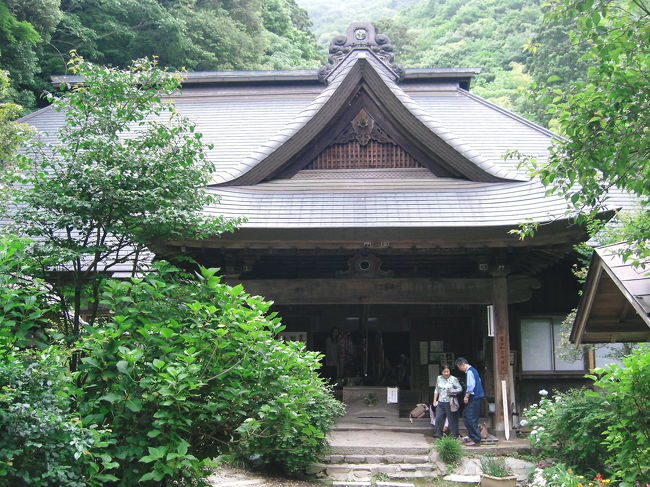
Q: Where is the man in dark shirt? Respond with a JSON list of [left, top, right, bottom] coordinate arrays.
[[455, 357, 485, 446]]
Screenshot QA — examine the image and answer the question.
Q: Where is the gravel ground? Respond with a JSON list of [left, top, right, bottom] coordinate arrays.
[[207, 466, 322, 486]]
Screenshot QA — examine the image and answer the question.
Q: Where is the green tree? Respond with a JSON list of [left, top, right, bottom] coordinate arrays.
[[0, 0, 62, 108], [527, 0, 649, 260], [523, 11, 592, 126], [0, 70, 33, 171], [7, 55, 237, 361]]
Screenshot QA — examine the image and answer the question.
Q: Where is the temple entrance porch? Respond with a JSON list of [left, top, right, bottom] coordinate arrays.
[[274, 303, 493, 420]]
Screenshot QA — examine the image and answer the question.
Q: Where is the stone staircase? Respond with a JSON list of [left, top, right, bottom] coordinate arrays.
[[308, 388, 532, 485], [307, 430, 438, 483]]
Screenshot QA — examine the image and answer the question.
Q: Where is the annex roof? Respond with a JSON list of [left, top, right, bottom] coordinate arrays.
[[571, 243, 650, 344]]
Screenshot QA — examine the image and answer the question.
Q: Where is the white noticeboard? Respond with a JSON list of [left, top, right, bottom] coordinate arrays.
[[386, 387, 399, 404]]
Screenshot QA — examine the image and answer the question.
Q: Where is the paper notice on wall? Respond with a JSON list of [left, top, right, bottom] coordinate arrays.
[[419, 341, 428, 365], [386, 387, 399, 404], [428, 363, 438, 386]]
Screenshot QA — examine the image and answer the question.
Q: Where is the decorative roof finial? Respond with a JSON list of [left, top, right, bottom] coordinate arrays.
[[318, 22, 404, 83]]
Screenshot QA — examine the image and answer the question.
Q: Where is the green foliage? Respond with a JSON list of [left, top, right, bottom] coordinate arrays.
[[526, 0, 650, 261], [261, 0, 321, 68], [76, 263, 343, 484], [434, 435, 463, 465], [0, 235, 54, 348], [0, 0, 62, 108], [363, 392, 379, 406], [0, 70, 33, 172], [479, 455, 513, 478], [471, 62, 532, 113], [383, 0, 543, 118], [1, 0, 322, 107], [590, 346, 650, 485], [523, 11, 592, 126], [524, 388, 612, 473], [0, 344, 116, 486], [525, 351, 650, 485], [7, 55, 237, 345]]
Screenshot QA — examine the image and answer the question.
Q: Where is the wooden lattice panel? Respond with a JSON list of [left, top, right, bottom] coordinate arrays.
[[306, 140, 422, 170]]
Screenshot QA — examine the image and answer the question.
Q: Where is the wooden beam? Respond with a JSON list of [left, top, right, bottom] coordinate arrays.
[[491, 273, 511, 435], [581, 331, 650, 342], [227, 276, 540, 304]]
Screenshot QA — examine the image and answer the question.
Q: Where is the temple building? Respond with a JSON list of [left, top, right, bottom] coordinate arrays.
[[32, 23, 633, 434]]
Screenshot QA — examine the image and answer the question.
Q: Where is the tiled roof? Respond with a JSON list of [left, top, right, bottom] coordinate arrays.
[[205, 176, 635, 228], [20, 47, 636, 232]]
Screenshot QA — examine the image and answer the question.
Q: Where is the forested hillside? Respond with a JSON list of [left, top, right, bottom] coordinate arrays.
[[384, 0, 541, 114], [2, 0, 591, 123], [0, 0, 322, 109]]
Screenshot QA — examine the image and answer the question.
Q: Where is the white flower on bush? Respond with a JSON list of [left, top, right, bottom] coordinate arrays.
[[519, 419, 529, 427], [531, 468, 547, 487], [539, 389, 548, 396]]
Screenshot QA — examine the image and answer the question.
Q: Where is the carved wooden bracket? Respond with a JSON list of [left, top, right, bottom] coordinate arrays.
[[334, 109, 397, 147]]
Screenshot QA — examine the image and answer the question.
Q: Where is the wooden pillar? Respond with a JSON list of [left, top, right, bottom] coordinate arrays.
[[491, 271, 511, 436]]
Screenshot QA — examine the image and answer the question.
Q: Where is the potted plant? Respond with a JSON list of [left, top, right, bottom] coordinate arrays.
[[479, 456, 516, 487], [363, 392, 378, 407], [486, 396, 496, 413]]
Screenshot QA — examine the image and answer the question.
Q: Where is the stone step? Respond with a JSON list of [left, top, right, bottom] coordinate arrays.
[[322, 462, 437, 482], [328, 445, 430, 456], [213, 480, 267, 487], [324, 454, 430, 465]]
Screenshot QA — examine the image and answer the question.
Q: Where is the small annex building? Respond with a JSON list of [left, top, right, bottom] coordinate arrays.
[[32, 23, 633, 435], [571, 242, 650, 345]]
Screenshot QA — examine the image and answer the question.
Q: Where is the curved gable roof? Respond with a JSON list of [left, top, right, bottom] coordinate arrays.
[[212, 50, 524, 187]]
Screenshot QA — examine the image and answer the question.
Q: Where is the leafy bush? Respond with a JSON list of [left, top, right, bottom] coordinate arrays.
[[591, 346, 650, 485], [524, 346, 650, 485], [0, 235, 56, 348], [77, 263, 343, 485], [0, 345, 115, 486], [523, 388, 612, 473], [434, 435, 463, 465]]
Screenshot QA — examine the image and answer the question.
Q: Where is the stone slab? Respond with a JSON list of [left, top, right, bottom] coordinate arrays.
[[376, 482, 416, 487], [332, 482, 371, 486], [444, 474, 481, 484], [328, 430, 430, 456]]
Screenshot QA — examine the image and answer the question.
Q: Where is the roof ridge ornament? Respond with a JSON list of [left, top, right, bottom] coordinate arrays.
[[318, 22, 404, 84]]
